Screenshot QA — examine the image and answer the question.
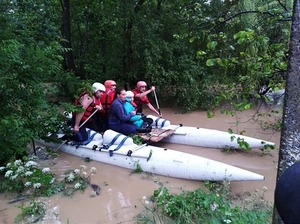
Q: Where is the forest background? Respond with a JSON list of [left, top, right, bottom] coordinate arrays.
[[0, 0, 292, 163]]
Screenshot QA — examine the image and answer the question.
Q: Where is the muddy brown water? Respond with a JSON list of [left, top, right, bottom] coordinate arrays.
[[0, 106, 281, 224]]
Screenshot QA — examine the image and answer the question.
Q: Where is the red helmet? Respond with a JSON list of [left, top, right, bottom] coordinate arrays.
[[136, 81, 147, 89], [104, 80, 116, 89]]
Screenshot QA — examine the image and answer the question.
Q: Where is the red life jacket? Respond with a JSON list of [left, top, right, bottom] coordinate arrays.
[[132, 89, 149, 113], [81, 102, 95, 122], [100, 89, 115, 116], [73, 91, 95, 123]]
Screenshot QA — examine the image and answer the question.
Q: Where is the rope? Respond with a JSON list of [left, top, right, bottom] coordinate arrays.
[[155, 117, 167, 128], [102, 133, 122, 149], [109, 136, 129, 157]]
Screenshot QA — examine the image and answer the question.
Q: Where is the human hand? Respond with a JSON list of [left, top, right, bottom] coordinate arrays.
[[95, 105, 102, 111], [150, 86, 155, 92], [131, 110, 137, 115], [74, 125, 79, 133]]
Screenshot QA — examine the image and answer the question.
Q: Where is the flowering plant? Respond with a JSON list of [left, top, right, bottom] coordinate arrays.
[[0, 159, 59, 196], [61, 165, 97, 196]]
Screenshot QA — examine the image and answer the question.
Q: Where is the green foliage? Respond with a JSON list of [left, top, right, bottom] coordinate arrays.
[[137, 184, 272, 224], [0, 158, 97, 199], [130, 134, 145, 145], [0, 158, 61, 197], [15, 199, 45, 223], [0, 1, 76, 163], [133, 162, 143, 173]]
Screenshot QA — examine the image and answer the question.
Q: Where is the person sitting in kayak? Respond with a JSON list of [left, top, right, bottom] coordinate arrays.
[[72, 91, 100, 142], [132, 81, 162, 116], [99, 80, 117, 131], [108, 88, 137, 135], [92, 82, 106, 132]]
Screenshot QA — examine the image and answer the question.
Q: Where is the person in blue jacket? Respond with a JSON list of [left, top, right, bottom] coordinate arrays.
[[108, 88, 137, 135], [124, 91, 143, 129]]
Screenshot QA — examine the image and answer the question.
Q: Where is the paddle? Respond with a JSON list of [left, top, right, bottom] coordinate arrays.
[[54, 109, 98, 151], [153, 89, 161, 116]]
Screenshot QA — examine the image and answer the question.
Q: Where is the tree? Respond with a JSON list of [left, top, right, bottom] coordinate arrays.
[[0, 0, 68, 163], [273, 0, 300, 223]]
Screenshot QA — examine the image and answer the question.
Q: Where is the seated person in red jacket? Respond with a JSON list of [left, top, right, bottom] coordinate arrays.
[[92, 82, 106, 132], [72, 91, 99, 142], [99, 80, 117, 131], [131, 81, 161, 116]]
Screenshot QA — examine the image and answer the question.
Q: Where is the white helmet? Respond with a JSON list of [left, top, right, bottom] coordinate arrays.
[[126, 91, 134, 97], [92, 82, 105, 93]]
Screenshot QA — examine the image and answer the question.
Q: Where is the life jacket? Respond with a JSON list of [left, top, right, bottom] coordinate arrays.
[[73, 91, 95, 123], [131, 89, 144, 113], [100, 89, 115, 116], [93, 95, 101, 106], [81, 102, 95, 122]]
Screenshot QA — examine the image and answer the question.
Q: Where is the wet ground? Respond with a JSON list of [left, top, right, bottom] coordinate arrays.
[[0, 106, 282, 224]]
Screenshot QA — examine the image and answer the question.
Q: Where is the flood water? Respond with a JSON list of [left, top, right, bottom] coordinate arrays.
[[0, 106, 282, 224]]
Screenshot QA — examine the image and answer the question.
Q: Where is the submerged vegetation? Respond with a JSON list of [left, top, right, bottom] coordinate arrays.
[[0, 157, 97, 222], [137, 182, 272, 224]]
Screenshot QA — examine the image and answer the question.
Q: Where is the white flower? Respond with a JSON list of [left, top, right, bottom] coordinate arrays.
[[224, 219, 232, 224], [16, 166, 24, 174], [210, 203, 218, 211], [74, 169, 80, 174], [82, 172, 87, 177], [74, 182, 81, 189], [67, 173, 75, 182], [25, 171, 33, 176], [6, 163, 12, 168], [14, 160, 22, 166], [0, 166, 5, 171], [33, 183, 41, 189], [42, 168, 51, 173], [25, 161, 37, 167], [25, 182, 32, 187], [50, 177, 55, 184], [5, 170, 13, 177], [80, 165, 86, 170], [10, 174, 18, 180], [90, 167, 97, 173]]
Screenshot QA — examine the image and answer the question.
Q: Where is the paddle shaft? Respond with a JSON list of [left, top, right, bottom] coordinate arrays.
[[54, 109, 98, 151], [78, 109, 98, 128], [153, 89, 161, 115]]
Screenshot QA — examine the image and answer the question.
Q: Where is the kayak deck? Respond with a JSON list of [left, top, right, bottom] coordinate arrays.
[[137, 128, 175, 143]]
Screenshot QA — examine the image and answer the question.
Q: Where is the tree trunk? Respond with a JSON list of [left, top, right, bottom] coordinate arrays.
[[60, 0, 76, 73], [122, 0, 146, 82], [272, 0, 300, 223]]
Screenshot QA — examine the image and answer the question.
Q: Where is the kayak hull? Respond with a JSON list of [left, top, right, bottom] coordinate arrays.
[[147, 115, 275, 149], [37, 130, 264, 182]]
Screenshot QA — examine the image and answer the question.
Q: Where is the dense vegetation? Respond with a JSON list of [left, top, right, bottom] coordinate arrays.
[[0, 0, 292, 163]]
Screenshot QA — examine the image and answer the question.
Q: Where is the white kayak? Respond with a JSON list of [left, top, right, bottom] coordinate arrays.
[[147, 115, 275, 149], [37, 129, 264, 181]]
